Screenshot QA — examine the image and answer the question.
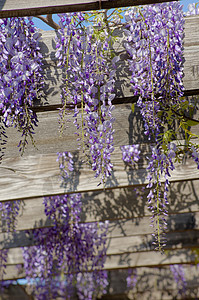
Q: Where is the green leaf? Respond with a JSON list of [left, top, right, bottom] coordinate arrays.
[[186, 119, 199, 126], [131, 103, 135, 113]]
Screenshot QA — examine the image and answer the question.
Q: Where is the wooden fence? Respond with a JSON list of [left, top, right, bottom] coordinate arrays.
[[1, 0, 199, 299]]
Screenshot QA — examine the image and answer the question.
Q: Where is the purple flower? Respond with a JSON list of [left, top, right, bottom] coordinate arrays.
[[0, 17, 43, 154], [23, 193, 109, 299], [56, 13, 117, 184], [121, 144, 140, 165]]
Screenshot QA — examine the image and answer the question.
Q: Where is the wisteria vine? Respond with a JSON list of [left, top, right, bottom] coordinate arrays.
[[1, 2, 199, 297], [0, 17, 43, 155], [125, 1, 199, 250], [23, 193, 109, 299], [55, 12, 118, 185]]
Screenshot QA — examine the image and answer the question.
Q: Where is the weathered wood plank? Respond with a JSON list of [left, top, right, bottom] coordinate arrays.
[[106, 266, 199, 299], [1, 225, 199, 254], [1, 178, 199, 232], [4, 104, 148, 157], [2, 267, 199, 300], [3, 248, 197, 274], [2, 265, 25, 280], [0, 0, 179, 18], [0, 147, 199, 201], [4, 103, 199, 158], [104, 249, 196, 270]]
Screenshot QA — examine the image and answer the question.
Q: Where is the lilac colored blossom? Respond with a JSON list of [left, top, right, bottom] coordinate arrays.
[[56, 151, 74, 180], [0, 249, 8, 285], [0, 117, 7, 163], [126, 268, 138, 290], [170, 264, 187, 296], [0, 200, 20, 232], [125, 2, 184, 251], [190, 145, 199, 169], [76, 270, 108, 299], [125, 2, 184, 139], [147, 144, 176, 251], [186, 3, 199, 16], [121, 144, 140, 165], [56, 13, 117, 184], [0, 17, 43, 153], [23, 193, 109, 299]]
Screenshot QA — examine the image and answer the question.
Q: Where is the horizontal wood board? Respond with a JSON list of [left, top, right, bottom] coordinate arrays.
[[2, 266, 199, 300], [1, 248, 197, 280], [4, 102, 199, 157], [0, 0, 179, 18], [1, 147, 199, 201], [1, 221, 199, 252], [0, 179, 198, 231]]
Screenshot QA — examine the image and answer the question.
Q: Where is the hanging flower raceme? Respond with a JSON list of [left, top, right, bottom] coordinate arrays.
[[147, 143, 176, 251], [23, 193, 109, 299], [121, 144, 140, 166], [170, 264, 187, 296], [124, 2, 186, 251], [56, 151, 74, 180], [186, 2, 199, 16], [55, 13, 117, 184], [125, 2, 184, 139], [0, 200, 20, 232], [0, 17, 43, 153]]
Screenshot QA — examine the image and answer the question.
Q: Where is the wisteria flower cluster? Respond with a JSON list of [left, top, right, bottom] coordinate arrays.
[[124, 2, 187, 250], [0, 117, 7, 163], [56, 151, 74, 180], [125, 2, 184, 139], [0, 200, 20, 232], [23, 193, 109, 299], [186, 2, 199, 16], [0, 200, 20, 288], [147, 143, 176, 250], [0, 249, 8, 282], [170, 264, 187, 296], [121, 144, 140, 166], [76, 270, 108, 300], [55, 13, 117, 184], [126, 268, 138, 290], [0, 17, 43, 154]]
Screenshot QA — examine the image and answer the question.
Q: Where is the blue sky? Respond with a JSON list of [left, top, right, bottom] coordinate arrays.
[[33, 0, 196, 30]]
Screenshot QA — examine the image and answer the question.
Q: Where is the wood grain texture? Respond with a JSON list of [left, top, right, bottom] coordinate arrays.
[[5, 103, 199, 158], [0, 147, 199, 201], [4, 104, 148, 157], [0, 179, 199, 232], [106, 266, 199, 299], [1, 221, 199, 252], [3, 248, 197, 273], [0, 0, 178, 18], [2, 266, 199, 299]]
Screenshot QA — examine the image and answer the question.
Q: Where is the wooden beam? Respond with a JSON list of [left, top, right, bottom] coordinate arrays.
[[0, 147, 199, 201], [0, 0, 178, 18], [2, 266, 199, 299], [2, 248, 196, 280], [0, 179, 199, 232], [106, 267, 199, 299], [1, 218, 199, 251], [4, 104, 199, 158]]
